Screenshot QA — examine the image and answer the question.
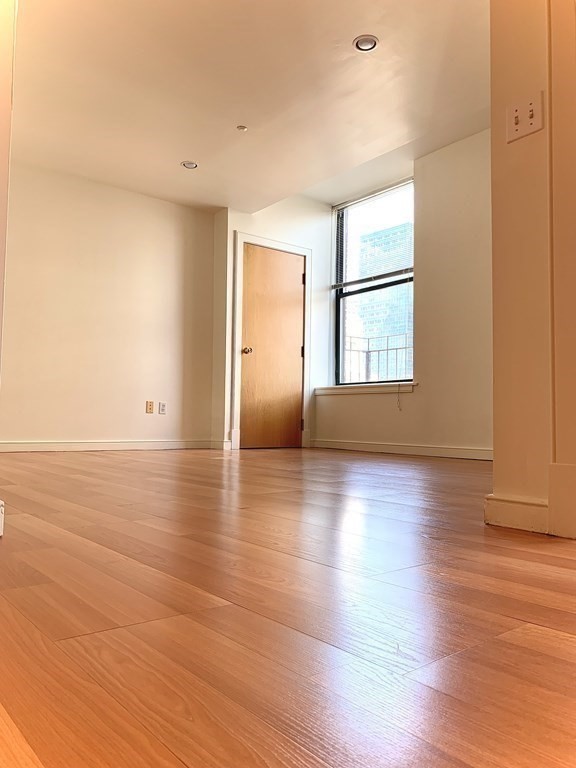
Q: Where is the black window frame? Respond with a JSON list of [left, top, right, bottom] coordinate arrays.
[[334, 182, 415, 386]]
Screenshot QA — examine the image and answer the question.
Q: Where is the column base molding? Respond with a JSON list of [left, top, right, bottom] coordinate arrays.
[[484, 493, 549, 534], [486, 463, 576, 539], [548, 463, 576, 538]]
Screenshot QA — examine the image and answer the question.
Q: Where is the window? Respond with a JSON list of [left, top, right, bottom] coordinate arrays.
[[334, 181, 414, 385]]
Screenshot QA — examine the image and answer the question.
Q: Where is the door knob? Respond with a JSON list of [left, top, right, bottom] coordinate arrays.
[[242, 346, 253, 355]]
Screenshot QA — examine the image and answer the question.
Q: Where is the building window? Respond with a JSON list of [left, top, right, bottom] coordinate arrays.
[[334, 181, 414, 385]]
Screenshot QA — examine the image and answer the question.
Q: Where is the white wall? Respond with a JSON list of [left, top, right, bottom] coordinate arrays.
[[314, 130, 493, 459], [211, 194, 333, 446], [0, 2, 15, 374], [0, 164, 215, 449]]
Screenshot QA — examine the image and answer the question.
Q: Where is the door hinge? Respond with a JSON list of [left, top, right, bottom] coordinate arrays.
[[301, 419, 305, 431], [302, 272, 306, 286], [301, 345, 304, 358]]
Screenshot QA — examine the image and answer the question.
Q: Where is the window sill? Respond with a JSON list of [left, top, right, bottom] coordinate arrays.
[[315, 382, 418, 396]]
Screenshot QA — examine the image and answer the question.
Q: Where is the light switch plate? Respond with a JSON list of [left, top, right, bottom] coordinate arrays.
[[507, 92, 544, 143]]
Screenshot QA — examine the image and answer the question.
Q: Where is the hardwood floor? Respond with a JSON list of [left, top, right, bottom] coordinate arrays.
[[0, 448, 573, 766]]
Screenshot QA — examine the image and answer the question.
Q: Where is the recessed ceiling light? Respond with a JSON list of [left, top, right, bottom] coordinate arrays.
[[236, 125, 248, 132], [353, 34, 379, 52], [180, 161, 198, 169]]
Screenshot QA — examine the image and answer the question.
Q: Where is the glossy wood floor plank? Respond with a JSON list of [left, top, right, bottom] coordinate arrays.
[[500, 621, 576, 662], [137, 506, 429, 576], [311, 657, 574, 768], [0, 448, 571, 767], [74, 521, 442, 673], [63, 613, 465, 768], [386, 560, 576, 611], [3, 544, 226, 640], [0, 596, 187, 768], [434, 551, 576, 594], [61, 627, 335, 768], [74, 517, 520, 673], [90, 552, 230, 614], [192, 603, 358, 677], [0, 702, 47, 768], [7, 513, 127, 565], [0, 551, 51, 589], [186, 523, 432, 576], [379, 562, 576, 634], [405, 626, 576, 764], [0, 484, 145, 525]]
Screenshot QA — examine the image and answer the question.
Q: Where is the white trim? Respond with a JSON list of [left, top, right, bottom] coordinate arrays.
[[333, 177, 414, 211], [484, 493, 549, 533], [230, 429, 240, 451], [210, 440, 232, 450], [329, 212, 338, 384], [231, 232, 312, 450], [311, 439, 492, 460], [315, 382, 417, 396], [0, 439, 211, 453]]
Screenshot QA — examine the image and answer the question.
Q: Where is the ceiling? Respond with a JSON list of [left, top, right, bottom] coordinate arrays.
[[11, 0, 490, 213]]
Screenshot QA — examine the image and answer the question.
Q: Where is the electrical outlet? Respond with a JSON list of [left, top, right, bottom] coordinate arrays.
[[158, 401, 167, 415], [145, 400, 154, 414]]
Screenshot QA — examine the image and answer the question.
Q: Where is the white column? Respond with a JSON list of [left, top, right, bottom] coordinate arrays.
[[486, 0, 553, 533], [487, 0, 576, 538]]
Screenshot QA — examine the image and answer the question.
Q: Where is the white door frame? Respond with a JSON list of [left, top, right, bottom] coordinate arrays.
[[230, 231, 312, 450]]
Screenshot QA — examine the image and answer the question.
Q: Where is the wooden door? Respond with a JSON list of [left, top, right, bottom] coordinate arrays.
[[240, 244, 304, 448]]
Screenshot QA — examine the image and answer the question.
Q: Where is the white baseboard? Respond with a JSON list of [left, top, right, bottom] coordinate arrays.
[[484, 493, 549, 533], [0, 439, 212, 453], [311, 439, 493, 461], [210, 440, 233, 450], [226, 431, 311, 450]]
